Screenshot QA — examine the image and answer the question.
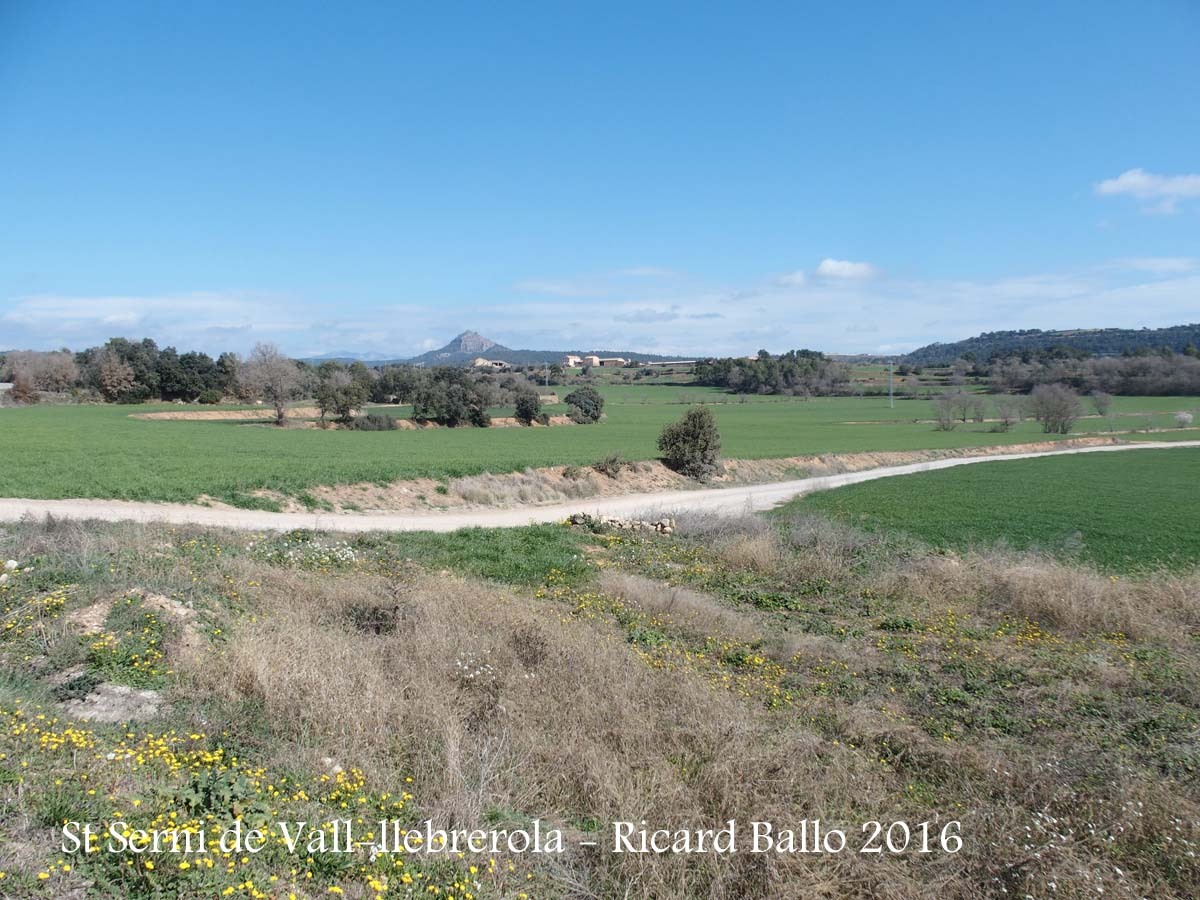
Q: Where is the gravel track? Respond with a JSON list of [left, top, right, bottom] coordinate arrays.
[[2, 441, 1197, 534]]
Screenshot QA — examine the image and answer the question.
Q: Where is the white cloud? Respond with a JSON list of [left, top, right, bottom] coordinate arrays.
[[1, 292, 322, 355], [776, 270, 807, 287], [1114, 257, 1196, 274], [614, 306, 680, 323], [816, 258, 877, 280], [1095, 168, 1200, 214], [5, 256, 1198, 359]]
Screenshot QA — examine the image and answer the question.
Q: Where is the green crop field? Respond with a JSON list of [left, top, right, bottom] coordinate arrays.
[[788, 447, 1200, 570], [1, 386, 1197, 506]]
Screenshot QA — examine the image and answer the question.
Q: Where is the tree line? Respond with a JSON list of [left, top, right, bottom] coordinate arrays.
[[693, 349, 850, 396], [0, 338, 607, 428], [986, 351, 1200, 396], [1, 339, 241, 404], [236, 347, 606, 428]]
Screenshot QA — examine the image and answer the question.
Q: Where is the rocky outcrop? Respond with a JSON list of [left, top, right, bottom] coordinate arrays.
[[568, 513, 675, 534]]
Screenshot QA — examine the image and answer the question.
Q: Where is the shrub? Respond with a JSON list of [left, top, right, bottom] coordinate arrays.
[[348, 413, 398, 431], [657, 406, 721, 479], [9, 374, 38, 405], [197, 389, 223, 404], [564, 386, 604, 423], [591, 453, 628, 479], [1029, 383, 1082, 434], [514, 389, 543, 425], [1176, 411, 1194, 428]]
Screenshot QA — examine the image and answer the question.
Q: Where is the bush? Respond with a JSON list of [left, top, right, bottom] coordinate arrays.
[[1175, 411, 1194, 428], [348, 413, 398, 431], [514, 390, 543, 425], [9, 375, 38, 405], [592, 453, 628, 479], [564, 386, 604, 423], [657, 406, 721, 479], [197, 389, 223, 404]]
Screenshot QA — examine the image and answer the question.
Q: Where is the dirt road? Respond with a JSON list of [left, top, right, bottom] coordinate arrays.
[[2, 441, 1197, 534]]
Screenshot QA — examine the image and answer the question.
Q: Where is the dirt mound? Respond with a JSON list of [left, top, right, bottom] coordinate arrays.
[[714, 436, 1122, 484], [132, 406, 325, 421], [134, 407, 579, 429], [54, 588, 205, 723], [67, 588, 204, 664], [285, 459, 693, 513], [254, 436, 1123, 514]]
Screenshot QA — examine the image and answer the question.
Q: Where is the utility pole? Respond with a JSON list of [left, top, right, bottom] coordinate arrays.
[[888, 358, 894, 409]]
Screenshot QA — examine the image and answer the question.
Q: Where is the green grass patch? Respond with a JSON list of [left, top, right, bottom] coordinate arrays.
[[359, 524, 592, 586], [788, 447, 1200, 571], [85, 595, 172, 688], [0, 389, 1196, 504]]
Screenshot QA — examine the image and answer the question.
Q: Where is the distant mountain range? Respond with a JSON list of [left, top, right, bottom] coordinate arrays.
[[903, 324, 1200, 366], [305, 351, 403, 363], [304, 330, 687, 367]]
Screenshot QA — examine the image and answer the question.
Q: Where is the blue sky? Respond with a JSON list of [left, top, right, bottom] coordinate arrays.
[[1, 0, 1198, 357]]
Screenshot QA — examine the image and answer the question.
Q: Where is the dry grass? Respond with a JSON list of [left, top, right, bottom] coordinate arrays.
[[188, 542, 1198, 897], [873, 547, 1200, 643], [670, 509, 772, 542], [188, 564, 917, 897], [985, 559, 1150, 638], [711, 533, 783, 573], [669, 510, 785, 573], [5, 514, 1200, 898], [450, 467, 600, 506], [597, 569, 762, 643]]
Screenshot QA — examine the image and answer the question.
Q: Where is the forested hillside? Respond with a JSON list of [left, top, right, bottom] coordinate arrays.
[[905, 324, 1200, 365]]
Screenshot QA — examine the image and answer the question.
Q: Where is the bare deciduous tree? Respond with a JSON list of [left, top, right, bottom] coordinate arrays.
[[1, 350, 79, 393], [243, 343, 303, 425], [1090, 390, 1113, 418], [944, 390, 974, 423], [931, 393, 958, 431], [1029, 383, 1081, 435], [992, 397, 1022, 432]]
